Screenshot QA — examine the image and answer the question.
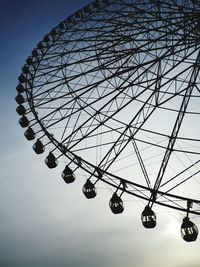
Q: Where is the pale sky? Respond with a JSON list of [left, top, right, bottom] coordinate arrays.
[[1, 0, 200, 266]]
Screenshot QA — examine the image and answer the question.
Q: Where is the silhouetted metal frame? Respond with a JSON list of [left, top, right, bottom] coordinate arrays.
[[17, 0, 200, 216]]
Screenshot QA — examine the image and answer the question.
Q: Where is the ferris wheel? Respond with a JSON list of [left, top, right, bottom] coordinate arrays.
[[15, 0, 200, 242]]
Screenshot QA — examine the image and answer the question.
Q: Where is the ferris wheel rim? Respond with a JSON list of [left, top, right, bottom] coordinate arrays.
[[16, 0, 200, 221]]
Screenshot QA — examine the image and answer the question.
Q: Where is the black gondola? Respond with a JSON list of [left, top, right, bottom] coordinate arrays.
[[37, 41, 44, 49], [141, 205, 156, 228], [18, 74, 26, 83], [181, 217, 198, 242], [15, 94, 24, 105], [32, 49, 38, 57], [62, 166, 75, 183], [22, 65, 29, 74], [16, 84, 25, 93], [32, 139, 45, 154], [24, 127, 35, 141], [82, 179, 97, 199], [51, 28, 59, 36], [26, 57, 33, 65], [18, 116, 29, 128], [16, 105, 26, 116], [44, 35, 50, 43], [45, 152, 58, 168], [59, 22, 65, 30], [67, 16, 73, 23], [109, 192, 124, 214]]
